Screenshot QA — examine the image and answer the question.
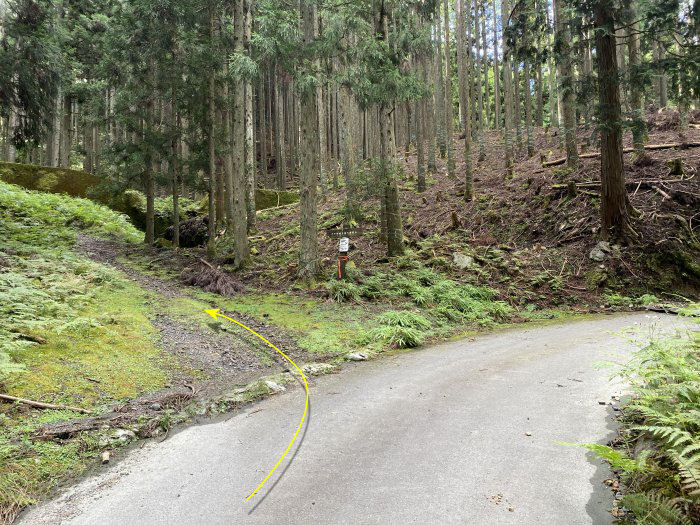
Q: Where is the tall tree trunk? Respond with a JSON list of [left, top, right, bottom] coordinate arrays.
[[144, 81, 156, 245], [244, 0, 256, 233], [457, 0, 473, 199], [6, 109, 17, 162], [443, 0, 455, 177], [257, 73, 268, 186], [553, 0, 578, 167], [481, 3, 490, 131], [233, 0, 250, 266], [379, 103, 404, 257], [433, 18, 447, 158], [316, 18, 328, 195], [47, 92, 61, 167], [60, 94, 71, 167], [513, 61, 522, 154], [501, 0, 514, 177], [492, 0, 501, 130], [170, 93, 180, 249], [207, 12, 217, 258], [524, 58, 534, 157], [298, 0, 319, 278], [595, 1, 631, 241], [627, 4, 645, 155], [653, 41, 668, 108], [547, 5, 558, 130], [274, 67, 286, 190], [475, 0, 486, 161], [223, 62, 235, 228], [416, 96, 426, 193], [425, 52, 438, 173]]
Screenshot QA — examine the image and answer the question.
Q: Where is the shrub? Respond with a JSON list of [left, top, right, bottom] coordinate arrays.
[[325, 280, 361, 303], [377, 310, 431, 330], [362, 325, 424, 349], [582, 306, 700, 524]]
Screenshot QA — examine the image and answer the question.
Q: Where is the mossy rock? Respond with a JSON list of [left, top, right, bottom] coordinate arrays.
[[0, 162, 298, 237], [585, 268, 608, 289], [0, 161, 100, 198], [255, 189, 298, 209], [109, 190, 199, 238]]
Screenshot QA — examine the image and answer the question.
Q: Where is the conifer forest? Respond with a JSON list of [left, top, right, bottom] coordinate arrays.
[[0, 0, 699, 523]]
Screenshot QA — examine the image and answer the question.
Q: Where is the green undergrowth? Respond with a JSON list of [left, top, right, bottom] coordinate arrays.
[[322, 260, 514, 348], [164, 291, 379, 358], [580, 305, 700, 524], [0, 182, 177, 518]]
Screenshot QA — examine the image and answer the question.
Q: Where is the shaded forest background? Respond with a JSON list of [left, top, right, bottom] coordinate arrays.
[[0, 0, 698, 279]]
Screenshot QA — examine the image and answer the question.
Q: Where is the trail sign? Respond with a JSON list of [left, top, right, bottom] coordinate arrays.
[[326, 227, 363, 239], [327, 227, 363, 280]]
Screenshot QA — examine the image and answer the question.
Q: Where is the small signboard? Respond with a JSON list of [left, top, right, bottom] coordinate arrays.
[[326, 227, 364, 239], [338, 237, 350, 253]]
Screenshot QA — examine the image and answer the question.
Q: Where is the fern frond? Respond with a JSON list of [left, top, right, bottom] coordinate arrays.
[[621, 493, 693, 525], [634, 425, 693, 448], [671, 450, 700, 498]]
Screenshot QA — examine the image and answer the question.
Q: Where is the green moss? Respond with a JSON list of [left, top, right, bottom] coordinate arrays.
[[585, 268, 608, 289], [109, 189, 199, 238], [6, 282, 170, 405], [0, 161, 100, 199], [0, 182, 181, 515], [255, 188, 299, 209], [170, 292, 372, 356]]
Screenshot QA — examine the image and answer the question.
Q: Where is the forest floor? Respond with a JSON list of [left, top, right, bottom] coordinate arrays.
[[239, 108, 699, 307], [1, 109, 699, 523]]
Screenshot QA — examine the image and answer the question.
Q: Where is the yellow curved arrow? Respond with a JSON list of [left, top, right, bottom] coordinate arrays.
[[205, 308, 309, 501]]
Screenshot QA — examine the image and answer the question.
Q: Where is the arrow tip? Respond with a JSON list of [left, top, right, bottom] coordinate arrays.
[[205, 308, 220, 319]]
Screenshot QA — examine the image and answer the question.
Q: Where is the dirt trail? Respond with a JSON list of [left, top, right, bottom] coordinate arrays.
[[31, 236, 314, 439]]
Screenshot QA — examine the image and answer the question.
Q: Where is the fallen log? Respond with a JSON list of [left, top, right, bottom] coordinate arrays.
[[0, 393, 91, 414], [543, 142, 700, 167]]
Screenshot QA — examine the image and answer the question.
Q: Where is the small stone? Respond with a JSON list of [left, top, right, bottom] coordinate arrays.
[[264, 380, 286, 394], [111, 429, 136, 443], [148, 403, 162, 411], [101, 451, 110, 464], [346, 352, 368, 362], [598, 400, 607, 405], [525, 431, 532, 436], [452, 252, 475, 270], [589, 241, 611, 262]]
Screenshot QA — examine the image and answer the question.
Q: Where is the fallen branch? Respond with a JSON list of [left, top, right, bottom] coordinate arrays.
[[551, 177, 690, 193], [543, 142, 700, 167], [0, 394, 91, 414], [651, 185, 671, 201], [196, 256, 217, 271]]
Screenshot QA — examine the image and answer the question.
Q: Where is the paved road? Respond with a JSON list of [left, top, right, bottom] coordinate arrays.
[[20, 313, 691, 525]]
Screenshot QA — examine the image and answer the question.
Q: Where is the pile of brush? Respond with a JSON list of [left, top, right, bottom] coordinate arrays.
[[180, 258, 244, 296], [164, 216, 209, 247]]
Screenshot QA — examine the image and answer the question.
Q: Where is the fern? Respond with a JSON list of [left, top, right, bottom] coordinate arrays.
[[566, 444, 649, 474], [377, 310, 431, 330], [634, 425, 694, 448], [671, 449, 700, 498], [621, 493, 693, 525]]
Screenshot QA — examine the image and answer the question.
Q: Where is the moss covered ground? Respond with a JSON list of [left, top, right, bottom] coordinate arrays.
[[0, 182, 177, 520]]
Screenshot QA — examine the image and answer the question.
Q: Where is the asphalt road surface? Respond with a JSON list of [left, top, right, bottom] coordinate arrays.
[[20, 313, 692, 525]]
